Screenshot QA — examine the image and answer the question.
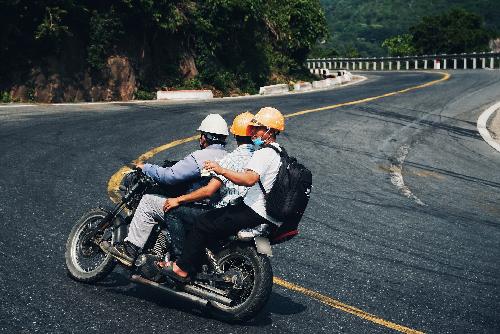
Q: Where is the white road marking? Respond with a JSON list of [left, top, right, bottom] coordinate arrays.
[[389, 145, 425, 206], [477, 101, 500, 153]]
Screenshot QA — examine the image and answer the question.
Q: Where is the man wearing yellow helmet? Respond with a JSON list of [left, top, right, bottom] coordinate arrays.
[[161, 112, 256, 260], [161, 107, 285, 282]]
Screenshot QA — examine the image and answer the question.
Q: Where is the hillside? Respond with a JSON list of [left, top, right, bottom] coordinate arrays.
[[319, 0, 500, 56]]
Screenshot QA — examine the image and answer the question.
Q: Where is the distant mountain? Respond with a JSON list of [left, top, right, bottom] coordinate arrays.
[[319, 0, 500, 56]]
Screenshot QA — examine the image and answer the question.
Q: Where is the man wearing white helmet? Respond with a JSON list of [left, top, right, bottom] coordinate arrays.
[[104, 114, 229, 266]]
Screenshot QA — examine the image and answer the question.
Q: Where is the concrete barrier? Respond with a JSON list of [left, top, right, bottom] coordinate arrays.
[[293, 82, 313, 92], [157, 90, 213, 100], [259, 84, 289, 95]]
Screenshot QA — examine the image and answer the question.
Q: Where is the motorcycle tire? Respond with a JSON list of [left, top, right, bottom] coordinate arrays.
[[65, 208, 120, 283], [208, 243, 273, 323]]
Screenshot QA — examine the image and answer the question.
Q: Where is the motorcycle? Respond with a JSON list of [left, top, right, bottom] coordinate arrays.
[[64, 167, 288, 322]]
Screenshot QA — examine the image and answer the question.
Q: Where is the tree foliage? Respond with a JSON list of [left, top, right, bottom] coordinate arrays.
[[382, 34, 416, 56], [319, 0, 500, 56], [0, 0, 327, 97], [410, 8, 491, 55]]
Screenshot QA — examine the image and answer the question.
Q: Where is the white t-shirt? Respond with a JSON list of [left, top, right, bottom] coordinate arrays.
[[243, 143, 282, 226]]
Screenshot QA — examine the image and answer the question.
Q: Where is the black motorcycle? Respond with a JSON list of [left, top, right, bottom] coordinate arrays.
[[64, 167, 289, 322]]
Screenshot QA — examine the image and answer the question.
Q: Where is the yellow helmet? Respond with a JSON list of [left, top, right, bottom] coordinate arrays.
[[250, 107, 285, 131], [230, 112, 254, 136]]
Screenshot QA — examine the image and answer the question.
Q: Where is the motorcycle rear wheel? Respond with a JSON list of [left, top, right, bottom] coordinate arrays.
[[65, 208, 117, 283], [208, 244, 273, 322]]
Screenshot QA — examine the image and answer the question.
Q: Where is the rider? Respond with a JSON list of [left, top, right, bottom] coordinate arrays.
[[103, 114, 229, 266], [163, 112, 257, 258], [161, 107, 285, 282]]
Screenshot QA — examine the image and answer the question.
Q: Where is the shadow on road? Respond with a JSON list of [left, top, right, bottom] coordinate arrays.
[[94, 271, 307, 327]]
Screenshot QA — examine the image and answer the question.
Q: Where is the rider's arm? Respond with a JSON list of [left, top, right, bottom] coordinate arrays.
[[177, 178, 223, 204], [142, 154, 199, 185], [215, 168, 260, 187]]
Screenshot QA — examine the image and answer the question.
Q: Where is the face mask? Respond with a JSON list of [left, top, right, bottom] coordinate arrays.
[[252, 128, 271, 147], [252, 137, 265, 147]]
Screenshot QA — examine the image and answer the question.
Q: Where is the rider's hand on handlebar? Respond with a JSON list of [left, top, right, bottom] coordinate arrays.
[[163, 198, 180, 212], [135, 162, 145, 170], [203, 161, 224, 175]]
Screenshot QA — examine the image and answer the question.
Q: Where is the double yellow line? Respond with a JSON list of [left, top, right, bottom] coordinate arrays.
[[107, 72, 449, 332]]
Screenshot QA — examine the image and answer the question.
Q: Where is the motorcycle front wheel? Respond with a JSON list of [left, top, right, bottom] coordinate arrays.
[[65, 208, 118, 283], [208, 244, 273, 323]]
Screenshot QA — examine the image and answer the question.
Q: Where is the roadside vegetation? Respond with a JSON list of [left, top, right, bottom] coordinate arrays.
[[0, 0, 327, 103], [315, 0, 499, 57]]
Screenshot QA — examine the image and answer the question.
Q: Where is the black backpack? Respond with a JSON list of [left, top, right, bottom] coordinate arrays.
[[258, 145, 312, 244]]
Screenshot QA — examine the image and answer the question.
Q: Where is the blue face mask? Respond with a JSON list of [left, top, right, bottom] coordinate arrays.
[[252, 137, 265, 147], [252, 128, 271, 147]]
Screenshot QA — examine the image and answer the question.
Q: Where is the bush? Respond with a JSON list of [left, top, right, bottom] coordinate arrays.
[[134, 90, 155, 100], [1, 91, 11, 103]]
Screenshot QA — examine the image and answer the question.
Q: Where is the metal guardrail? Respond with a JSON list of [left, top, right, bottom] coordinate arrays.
[[307, 52, 500, 71]]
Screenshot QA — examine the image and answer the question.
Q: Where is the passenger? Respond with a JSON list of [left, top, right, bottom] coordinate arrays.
[[103, 114, 229, 266], [161, 107, 285, 282], [163, 112, 256, 259]]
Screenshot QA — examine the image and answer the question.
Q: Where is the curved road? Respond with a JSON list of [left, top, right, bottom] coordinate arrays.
[[1, 71, 499, 333]]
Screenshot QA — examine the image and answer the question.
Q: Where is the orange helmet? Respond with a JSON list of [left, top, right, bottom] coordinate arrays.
[[250, 107, 285, 131], [230, 112, 254, 136]]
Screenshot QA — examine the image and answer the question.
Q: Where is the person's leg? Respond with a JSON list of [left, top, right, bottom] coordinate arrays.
[[175, 203, 266, 276], [107, 194, 166, 266], [168, 204, 210, 257], [125, 194, 167, 248]]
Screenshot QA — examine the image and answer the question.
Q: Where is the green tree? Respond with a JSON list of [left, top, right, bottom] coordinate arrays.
[[410, 8, 491, 54], [382, 34, 416, 56]]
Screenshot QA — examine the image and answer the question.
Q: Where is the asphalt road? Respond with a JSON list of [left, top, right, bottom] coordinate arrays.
[[1, 71, 499, 334]]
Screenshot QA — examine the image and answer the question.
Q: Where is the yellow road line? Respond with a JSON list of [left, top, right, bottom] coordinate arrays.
[[107, 72, 449, 332], [273, 277, 424, 334]]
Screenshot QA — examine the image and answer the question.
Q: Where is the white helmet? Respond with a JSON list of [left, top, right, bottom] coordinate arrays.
[[197, 114, 229, 136]]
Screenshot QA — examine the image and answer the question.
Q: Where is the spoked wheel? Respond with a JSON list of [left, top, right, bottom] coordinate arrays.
[[65, 208, 117, 283], [208, 244, 273, 322]]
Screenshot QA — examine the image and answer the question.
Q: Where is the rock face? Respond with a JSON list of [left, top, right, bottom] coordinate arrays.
[[9, 55, 136, 103], [490, 38, 500, 52], [179, 53, 198, 79], [105, 56, 136, 101]]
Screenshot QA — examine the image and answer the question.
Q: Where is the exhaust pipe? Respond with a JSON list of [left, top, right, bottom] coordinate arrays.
[[130, 275, 232, 307]]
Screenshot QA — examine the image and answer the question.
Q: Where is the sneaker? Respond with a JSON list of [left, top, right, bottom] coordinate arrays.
[[108, 241, 139, 267]]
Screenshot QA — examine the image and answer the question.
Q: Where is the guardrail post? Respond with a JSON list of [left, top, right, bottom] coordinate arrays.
[[351, 62, 355, 70], [443, 59, 447, 69], [357, 61, 361, 70], [481, 58, 485, 69], [472, 58, 477, 69], [381, 61, 384, 70], [373, 61, 376, 70], [491, 57, 495, 69], [424, 60, 428, 69], [414, 60, 418, 69], [328, 61, 332, 69], [396, 61, 401, 70], [454, 59, 457, 69], [389, 61, 392, 70], [405, 61, 409, 70], [463, 57, 467, 69]]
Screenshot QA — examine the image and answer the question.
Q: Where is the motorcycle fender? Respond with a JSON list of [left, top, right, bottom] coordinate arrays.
[[254, 236, 272, 257]]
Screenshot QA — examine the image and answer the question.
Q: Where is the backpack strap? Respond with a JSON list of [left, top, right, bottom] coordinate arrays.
[[258, 180, 267, 196], [262, 143, 287, 157], [257, 144, 285, 196]]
